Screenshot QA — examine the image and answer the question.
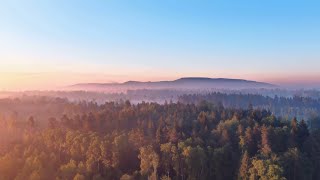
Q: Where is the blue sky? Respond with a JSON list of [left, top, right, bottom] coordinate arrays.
[[0, 0, 320, 89]]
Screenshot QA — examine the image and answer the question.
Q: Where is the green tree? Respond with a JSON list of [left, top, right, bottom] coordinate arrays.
[[160, 143, 173, 178], [182, 145, 207, 180], [59, 159, 78, 180], [139, 145, 159, 179], [297, 119, 309, 149], [73, 173, 86, 180], [261, 125, 272, 156], [281, 148, 312, 180], [248, 158, 285, 180]]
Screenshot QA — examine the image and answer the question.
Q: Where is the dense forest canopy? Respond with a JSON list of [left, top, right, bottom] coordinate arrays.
[[0, 95, 320, 180]]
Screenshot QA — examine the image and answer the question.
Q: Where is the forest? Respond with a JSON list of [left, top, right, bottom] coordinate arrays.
[[179, 92, 320, 126], [2, 0, 319, 179], [0, 96, 320, 180]]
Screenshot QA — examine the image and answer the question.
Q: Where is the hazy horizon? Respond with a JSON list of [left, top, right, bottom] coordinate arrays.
[[1, 73, 320, 91], [2, 2, 320, 179], [1, 0, 320, 90]]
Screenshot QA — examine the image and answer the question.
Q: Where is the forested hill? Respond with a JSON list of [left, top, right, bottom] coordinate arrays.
[[68, 77, 276, 91]]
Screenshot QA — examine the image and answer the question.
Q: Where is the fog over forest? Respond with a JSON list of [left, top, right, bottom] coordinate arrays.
[[0, 77, 320, 179], [1, 0, 320, 179]]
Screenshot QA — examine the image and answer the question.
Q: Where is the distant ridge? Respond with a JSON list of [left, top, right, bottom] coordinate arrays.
[[67, 77, 276, 91]]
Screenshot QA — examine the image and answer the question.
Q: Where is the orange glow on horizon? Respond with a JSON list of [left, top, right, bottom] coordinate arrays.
[[1, 70, 320, 91]]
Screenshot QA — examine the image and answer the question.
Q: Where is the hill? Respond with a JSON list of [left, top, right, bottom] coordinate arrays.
[[67, 77, 276, 91]]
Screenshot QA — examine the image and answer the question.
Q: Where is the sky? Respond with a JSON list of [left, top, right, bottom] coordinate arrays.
[[0, 0, 320, 90]]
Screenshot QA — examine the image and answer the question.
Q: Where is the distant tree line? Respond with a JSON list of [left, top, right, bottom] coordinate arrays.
[[179, 92, 320, 129]]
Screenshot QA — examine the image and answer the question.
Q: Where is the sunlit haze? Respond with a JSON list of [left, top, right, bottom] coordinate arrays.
[[2, 2, 320, 179], [1, 0, 320, 90]]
